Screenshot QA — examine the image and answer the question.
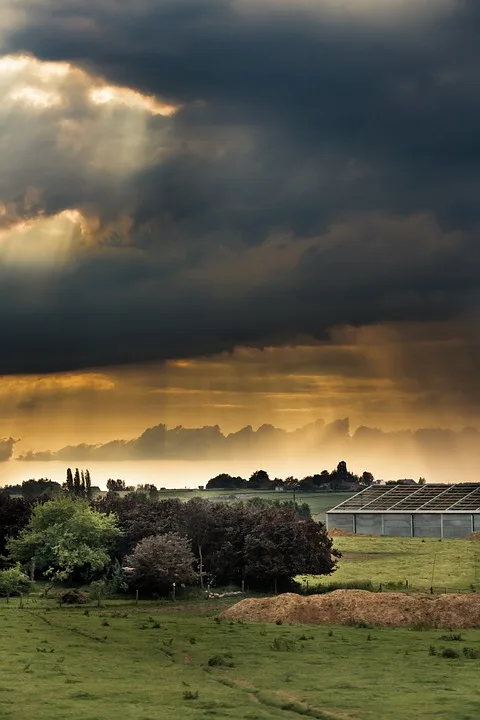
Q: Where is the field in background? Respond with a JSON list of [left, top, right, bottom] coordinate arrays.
[[156, 489, 353, 523], [2, 595, 480, 720], [309, 536, 480, 593]]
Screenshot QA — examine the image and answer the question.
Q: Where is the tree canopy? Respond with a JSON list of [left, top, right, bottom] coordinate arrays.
[[7, 497, 121, 584], [125, 532, 197, 594]]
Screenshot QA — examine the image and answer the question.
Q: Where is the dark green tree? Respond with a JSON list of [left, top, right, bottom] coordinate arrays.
[[360, 471, 374, 487], [7, 497, 121, 589], [206, 474, 246, 490], [21, 479, 61, 500], [73, 468, 81, 498], [0, 491, 32, 559], [107, 478, 126, 492], [66, 468, 74, 495], [85, 469, 92, 499], [248, 470, 271, 489]]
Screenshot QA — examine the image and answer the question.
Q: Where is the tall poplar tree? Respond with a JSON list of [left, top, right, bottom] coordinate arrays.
[[73, 468, 81, 498], [85, 469, 92, 500], [66, 468, 74, 496]]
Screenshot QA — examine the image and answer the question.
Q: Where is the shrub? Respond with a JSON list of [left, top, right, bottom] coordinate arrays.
[[89, 580, 109, 608], [207, 654, 235, 668], [344, 618, 372, 629], [0, 564, 33, 599], [60, 589, 89, 605], [411, 622, 433, 631], [440, 633, 463, 642], [183, 690, 199, 700], [271, 637, 297, 652], [462, 647, 480, 659], [441, 648, 460, 659]]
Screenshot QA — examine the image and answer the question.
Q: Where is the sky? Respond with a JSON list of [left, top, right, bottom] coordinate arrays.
[[1, 1, 480, 486]]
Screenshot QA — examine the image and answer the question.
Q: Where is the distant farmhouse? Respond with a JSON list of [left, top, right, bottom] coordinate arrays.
[[326, 484, 480, 538]]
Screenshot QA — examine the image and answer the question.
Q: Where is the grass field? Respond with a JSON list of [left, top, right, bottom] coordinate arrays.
[[156, 490, 352, 523], [310, 536, 480, 593], [2, 595, 480, 720]]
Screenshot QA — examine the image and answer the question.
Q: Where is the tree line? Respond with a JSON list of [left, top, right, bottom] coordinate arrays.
[[206, 461, 374, 491], [3, 461, 375, 503], [0, 484, 339, 599], [5, 468, 94, 501]]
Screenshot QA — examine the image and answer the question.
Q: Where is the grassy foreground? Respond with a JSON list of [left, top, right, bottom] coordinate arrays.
[[309, 536, 480, 592], [2, 596, 480, 720]]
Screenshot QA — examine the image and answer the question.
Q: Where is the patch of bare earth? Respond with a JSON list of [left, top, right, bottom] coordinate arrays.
[[221, 590, 480, 629]]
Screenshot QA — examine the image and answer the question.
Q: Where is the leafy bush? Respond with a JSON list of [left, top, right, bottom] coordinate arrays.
[[89, 580, 108, 607], [183, 690, 199, 700], [462, 647, 480, 659], [0, 564, 33, 598], [207, 654, 235, 667], [60, 589, 89, 605], [344, 618, 373, 629], [441, 647, 460, 659], [271, 637, 297, 652], [440, 633, 463, 642]]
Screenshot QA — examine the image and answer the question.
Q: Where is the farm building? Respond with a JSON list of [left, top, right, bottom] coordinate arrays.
[[326, 483, 480, 538]]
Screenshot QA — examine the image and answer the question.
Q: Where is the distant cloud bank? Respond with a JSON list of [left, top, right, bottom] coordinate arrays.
[[12, 419, 480, 483]]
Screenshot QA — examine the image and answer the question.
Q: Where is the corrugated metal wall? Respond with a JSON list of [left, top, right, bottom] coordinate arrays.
[[326, 512, 480, 537], [442, 514, 472, 538], [354, 513, 383, 535], [326, 513, 354, 533], [412, 514, 441, 537], [383, 514, 412, 537]]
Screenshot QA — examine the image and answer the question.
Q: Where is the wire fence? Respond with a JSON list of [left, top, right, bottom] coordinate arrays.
[[299, 579, 479, 595]]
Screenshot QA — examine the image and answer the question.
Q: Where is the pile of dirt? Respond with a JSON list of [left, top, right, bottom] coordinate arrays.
[[328, 528, 355, 536], [221, 590, 480, 629]]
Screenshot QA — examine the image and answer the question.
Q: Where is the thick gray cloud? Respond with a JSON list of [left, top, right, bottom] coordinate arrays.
[[0, 1, 479, 376]]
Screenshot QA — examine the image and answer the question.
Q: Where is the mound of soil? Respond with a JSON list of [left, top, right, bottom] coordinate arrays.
[[328, 528, 355, 537], [221, 590, 480, 629]]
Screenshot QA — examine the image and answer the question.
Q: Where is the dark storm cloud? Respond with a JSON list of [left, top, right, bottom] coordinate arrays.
[[0, 1, 480, 376], [4, 0, 480, 230]]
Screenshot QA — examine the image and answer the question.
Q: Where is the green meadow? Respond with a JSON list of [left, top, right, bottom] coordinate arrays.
[[156, 490, 352, 523], [309, 536, 480, 593], [2, 595, 480, 720]]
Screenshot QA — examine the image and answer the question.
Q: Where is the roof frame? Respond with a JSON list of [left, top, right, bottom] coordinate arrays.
[[327, 483, 480, 514]]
